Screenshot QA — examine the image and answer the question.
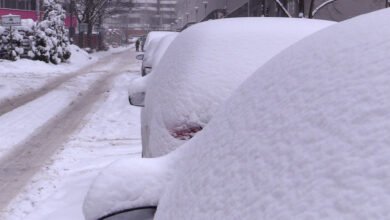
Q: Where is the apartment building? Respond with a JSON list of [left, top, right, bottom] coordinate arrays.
[[0, 0, 36, 10], [105, 0, 177, 36]]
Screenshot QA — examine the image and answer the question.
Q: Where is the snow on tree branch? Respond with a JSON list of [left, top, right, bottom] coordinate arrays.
[[311, 0, 337, 18], [34, 0, 71, 64]]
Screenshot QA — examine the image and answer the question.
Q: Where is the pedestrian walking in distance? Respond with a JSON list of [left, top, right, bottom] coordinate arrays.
[[135, 39, 140, 52]]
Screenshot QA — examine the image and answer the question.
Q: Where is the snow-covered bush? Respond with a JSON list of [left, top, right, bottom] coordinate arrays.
[[33, 0, 71, 64], [0, 22, 35, 61], [0, 0, 71, 63]]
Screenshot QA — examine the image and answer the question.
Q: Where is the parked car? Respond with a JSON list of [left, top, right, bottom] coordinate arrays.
[[136, 31, 177, 76], [129, 17, 334, 158], [85, 8, 390, 220]]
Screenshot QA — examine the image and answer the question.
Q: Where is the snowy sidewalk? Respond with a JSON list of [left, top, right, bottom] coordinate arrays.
[[0, 46, 143, 219], [2, 71, 142, 220]]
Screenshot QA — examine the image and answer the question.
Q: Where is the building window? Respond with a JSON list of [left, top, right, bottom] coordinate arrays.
[[5, 0, 17, 8], [1, 0, 35, 10]]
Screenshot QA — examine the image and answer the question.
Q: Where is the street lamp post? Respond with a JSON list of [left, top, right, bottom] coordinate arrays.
[[224, 0, 228, 14], [248, 0, 250, 17], [69, 0, 75, 38], [195, 6, 199, 22], [36, 0, 40, 22], [185, 12, 189, 23], [203, 1, 208, 18], [178, 17, 183, 28]]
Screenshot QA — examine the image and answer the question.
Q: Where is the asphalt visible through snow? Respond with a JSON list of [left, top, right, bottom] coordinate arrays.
[[0, 49, 136, 214]]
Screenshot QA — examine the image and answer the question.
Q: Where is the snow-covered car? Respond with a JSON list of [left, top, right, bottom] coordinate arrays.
[[143, 31, 174, 51], [85, 8, 390, 220], [134, 33, 178, 79], [129, 17, 334, 158], [136, 31, 176, 76]]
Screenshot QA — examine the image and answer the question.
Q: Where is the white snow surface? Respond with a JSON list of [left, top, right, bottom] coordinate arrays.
[[150, 33, 178, 68], [0, 45, 89, 102], [0, 46, 133, 160], [3, 72, 142, 220], [0, 73, 94, 159], [142, 32, 177, 71], [21, 19, 36, 29], [143, 17, 335, 157], [153, 9, 390, 219], [0, 45, 130, 103], [143, 31, 175, 51], [0, 44, 89, 75], [83, 156, 174, 220], [142, 38, 160, 68]]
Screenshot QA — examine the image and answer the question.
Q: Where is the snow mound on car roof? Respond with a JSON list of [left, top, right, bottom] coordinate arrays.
[[144, 17, 334, 157], [151, 33, 178, 68], [144, 31, 175, 51], [155, 9, 390, 219], [143, 33, 178, 70]]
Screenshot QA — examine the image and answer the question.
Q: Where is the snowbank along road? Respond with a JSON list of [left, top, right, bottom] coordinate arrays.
[[0, 49, 136, 214]]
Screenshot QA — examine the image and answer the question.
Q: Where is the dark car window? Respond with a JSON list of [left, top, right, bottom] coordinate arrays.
[[99, 207, 156, 220]]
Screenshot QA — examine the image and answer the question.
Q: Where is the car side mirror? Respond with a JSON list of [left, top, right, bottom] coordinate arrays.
[[129, 92, 145, 107], [136, 54, 144, 60], [99, 207, 156, 220]]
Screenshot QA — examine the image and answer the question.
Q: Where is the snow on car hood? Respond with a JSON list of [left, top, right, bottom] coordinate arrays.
[[144, 17, 335, 157], [154, 9, 390, 219], [83, 154, 177, 220]]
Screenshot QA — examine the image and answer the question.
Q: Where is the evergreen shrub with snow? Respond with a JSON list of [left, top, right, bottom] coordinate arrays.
[[0, 0, 71, 64], [0, 21, 35, 61], [33, 0, 71, 64]]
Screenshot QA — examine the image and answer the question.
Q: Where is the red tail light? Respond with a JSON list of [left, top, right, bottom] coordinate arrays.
[[170, 125, 203, 140]]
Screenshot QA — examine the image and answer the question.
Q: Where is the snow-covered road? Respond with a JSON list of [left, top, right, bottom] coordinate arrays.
[[0, 48, 133, 117], [0, 48, 143, 219]]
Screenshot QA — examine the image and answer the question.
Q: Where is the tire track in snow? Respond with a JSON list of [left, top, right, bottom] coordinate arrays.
[[0, 50, 129, 117], [0, 51, 134, 213]]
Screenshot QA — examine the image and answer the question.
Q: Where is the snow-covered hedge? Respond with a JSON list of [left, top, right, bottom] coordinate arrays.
[[0, 0, 71, 64]]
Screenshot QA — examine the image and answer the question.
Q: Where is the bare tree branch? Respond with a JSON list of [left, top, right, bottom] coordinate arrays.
[[311, 0, 337, 17], [72, 0, 133, 48], [273, 0, 292, 18]]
